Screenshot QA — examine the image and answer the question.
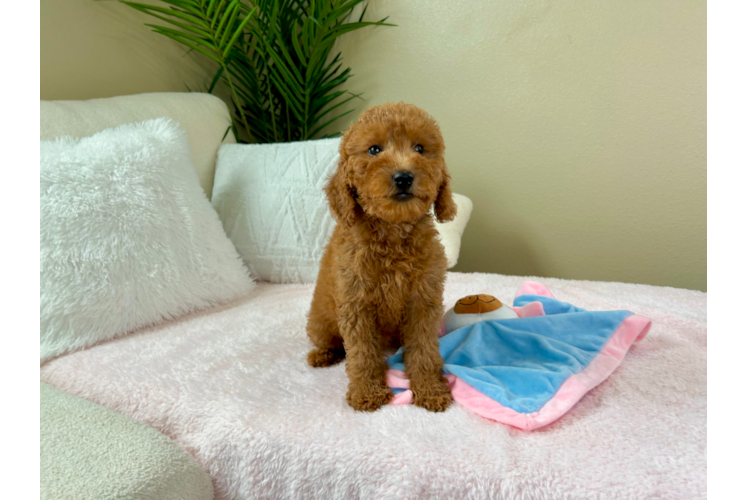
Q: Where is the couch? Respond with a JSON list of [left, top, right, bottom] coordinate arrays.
[[40, 93, 706, 499]]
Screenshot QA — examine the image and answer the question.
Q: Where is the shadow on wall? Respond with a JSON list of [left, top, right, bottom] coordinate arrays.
[[453, 206, 545, 279]]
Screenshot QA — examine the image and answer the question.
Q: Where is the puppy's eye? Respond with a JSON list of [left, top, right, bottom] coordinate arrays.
[[414, 144, 424, 155], [368, 145, 381, 156]]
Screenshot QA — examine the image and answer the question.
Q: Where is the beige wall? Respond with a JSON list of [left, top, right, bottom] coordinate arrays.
[[331, 1, 706, 291], [41, 0, 706, 291], [41, 0, 216, 100]]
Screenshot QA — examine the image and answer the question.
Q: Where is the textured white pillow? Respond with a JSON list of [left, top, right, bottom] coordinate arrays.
[[40, 118, 255, 363], [211, 138, 473, 284], [212, 139, 340, 283], [436, 193, 473, 268]]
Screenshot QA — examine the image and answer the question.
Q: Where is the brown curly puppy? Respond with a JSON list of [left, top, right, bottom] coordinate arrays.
[[306, 102, 458, 412]]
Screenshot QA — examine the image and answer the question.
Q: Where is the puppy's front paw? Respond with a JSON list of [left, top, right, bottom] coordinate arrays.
[[346, 383, 393, 412], [413, 380, 453, 412]]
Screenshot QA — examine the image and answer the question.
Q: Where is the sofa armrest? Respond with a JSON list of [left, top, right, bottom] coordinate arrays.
[[41, 383, 213, 500]]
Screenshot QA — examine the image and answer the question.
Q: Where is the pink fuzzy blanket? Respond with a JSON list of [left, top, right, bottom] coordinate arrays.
[[41, 272, 706, 499]]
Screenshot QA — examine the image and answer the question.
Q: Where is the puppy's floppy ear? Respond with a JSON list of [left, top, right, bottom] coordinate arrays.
[[434, 171, 458, 223], [325, 151, 360, 226]]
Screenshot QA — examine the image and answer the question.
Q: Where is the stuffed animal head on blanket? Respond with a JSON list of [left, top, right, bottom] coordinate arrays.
[[442, 294, 519, 335]]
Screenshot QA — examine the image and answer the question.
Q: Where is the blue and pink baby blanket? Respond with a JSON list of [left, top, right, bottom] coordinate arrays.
[[387, 281, 651, 430]]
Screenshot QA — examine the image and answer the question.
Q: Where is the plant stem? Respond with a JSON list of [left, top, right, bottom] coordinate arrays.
[[265, 66, 279, 142], [286, 102, 291, 141], [223, 63, 254, 142]]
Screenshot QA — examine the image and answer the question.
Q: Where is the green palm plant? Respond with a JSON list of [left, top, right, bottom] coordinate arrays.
[[122, 0, 393, 143]]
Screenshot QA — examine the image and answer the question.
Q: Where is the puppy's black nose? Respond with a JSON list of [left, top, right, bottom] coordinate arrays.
[[393, 172, 414, 191]]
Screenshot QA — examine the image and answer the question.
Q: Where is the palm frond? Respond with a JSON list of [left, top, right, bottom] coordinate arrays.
[[123, 0, 395, 143]]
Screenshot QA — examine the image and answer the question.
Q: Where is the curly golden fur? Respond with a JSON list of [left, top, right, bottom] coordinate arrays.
[[306, 102, 458, 412]]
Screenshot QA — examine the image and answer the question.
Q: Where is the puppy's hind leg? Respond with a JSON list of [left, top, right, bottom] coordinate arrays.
[[306, 288, 346, 368], [307, 331, 345, 367]]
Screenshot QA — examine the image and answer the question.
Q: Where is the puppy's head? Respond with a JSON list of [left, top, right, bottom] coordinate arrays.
[[325, 102, 457, 226]]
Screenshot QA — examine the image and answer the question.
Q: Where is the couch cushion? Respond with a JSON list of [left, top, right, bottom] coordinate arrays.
[[211, 138, 340, 283], [41, 118, 254, 363], [211, 138, 473, 283], [40, 92, 234, 198], [41, 382, 213, 500]]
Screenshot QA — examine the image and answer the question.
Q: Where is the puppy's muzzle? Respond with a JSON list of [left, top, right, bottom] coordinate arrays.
[[392, 172, 414, 200]]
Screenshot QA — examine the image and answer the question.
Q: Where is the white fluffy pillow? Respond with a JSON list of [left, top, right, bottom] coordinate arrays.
[[40, 118, 255, 363], [211, 138, 472, 284]]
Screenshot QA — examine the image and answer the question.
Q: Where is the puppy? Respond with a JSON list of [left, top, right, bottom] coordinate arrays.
[[306, 102, 458, 412]]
